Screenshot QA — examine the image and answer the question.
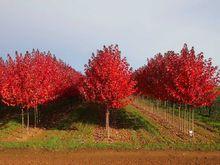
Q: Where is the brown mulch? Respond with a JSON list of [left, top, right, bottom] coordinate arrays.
[[93, 126, 131, 143]]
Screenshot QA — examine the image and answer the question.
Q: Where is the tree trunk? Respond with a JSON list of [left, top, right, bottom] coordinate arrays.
[[208, 106, 211, 117], [180, 108, 182, 131], [188, 107, 190, 134], [36, 107, 39, 124], [178, 106, 181, 131], [192, 109, 194, 137], [156, 100, 159, 111], [38, 108, 40, 124], [27, 111, 29, 131], [151, 101, 153, 113], [34, 108, 36, 128], [172, 104, 175, 124], [187, 107, 189, 134], [106, 108, 110, 140], [153, 101, 155, 111], [164, 101, 166, 121], [182, 108, 184, 132], [184, 105, 186, 133], [34, 107, 39, 128], [21, 109, 24, 127]]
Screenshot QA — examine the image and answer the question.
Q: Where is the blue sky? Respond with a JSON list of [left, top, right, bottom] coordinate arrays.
[[0, 0, 219, 72]]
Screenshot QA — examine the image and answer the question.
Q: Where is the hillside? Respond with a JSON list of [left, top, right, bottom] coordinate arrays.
[[0, 98, 219, 151]]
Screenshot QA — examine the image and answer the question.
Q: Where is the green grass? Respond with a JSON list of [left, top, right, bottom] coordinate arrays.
[[194, 96, 220, 130], [0, 99, 220, 151], [0, 120, 20, 139], [0, 138, 219, 151], [216, 96, 220, 102], [114, 105, 159, 134], [194, 113, 220, 130], [136, 96, 220, 130]]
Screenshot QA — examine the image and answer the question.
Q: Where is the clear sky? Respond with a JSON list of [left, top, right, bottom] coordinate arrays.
[[0, 0, 219, 72]]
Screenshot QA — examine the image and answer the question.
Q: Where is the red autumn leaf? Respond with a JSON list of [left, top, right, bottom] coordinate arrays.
[[79, 45, 136, 109]]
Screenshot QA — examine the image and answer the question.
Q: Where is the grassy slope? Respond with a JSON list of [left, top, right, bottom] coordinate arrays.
[[0, 99, 219, 151], [136, 96, 220, 130], [194, 94, 220, 130]]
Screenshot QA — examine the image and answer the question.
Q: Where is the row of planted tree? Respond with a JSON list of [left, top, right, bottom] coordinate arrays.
[[0, 50, 82, 128], [0, 44, 219, 138], [134, 44, 220, 136], [136, 98, 197, 136]]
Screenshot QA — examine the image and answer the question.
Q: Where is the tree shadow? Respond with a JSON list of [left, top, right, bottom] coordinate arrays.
[[110, 108, 156, 132], [39, 101, 155, 132], [0, 100, 156, 132], [39, 102, 103, 130], [0, 105, 21, 129]]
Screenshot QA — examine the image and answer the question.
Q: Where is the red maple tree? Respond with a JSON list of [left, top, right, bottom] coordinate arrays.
[[79, 45, 136, 138], [134, 44, 220, 107], [134, 44, 220, 134], [0, 50, 81, 128], [170, 44, 220, 107]]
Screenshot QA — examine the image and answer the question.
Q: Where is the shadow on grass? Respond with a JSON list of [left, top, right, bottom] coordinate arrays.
[[0, 105, 21, 129], [0, 99, 158, 133], [40, 102, 157, 133], [110, 108, 157, 132]]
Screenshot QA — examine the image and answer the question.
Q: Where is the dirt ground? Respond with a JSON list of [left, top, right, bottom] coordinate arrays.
[[0, 149, 219, 165]]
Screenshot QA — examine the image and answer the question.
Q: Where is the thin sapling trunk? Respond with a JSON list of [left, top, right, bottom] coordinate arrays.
[[106, 108, 110, 140]]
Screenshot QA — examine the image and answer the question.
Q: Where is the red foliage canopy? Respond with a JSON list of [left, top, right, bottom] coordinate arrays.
[[0, 50, 81, 110], [134, 44, 220, 107], [0, 57, 5, 102], [79, 45, 136, 109], [171, 44, 220, 107]]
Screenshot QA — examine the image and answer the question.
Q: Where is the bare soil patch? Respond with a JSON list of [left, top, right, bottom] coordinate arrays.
[[0, 149, 219, 165], [94, 126, 131, 143]]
